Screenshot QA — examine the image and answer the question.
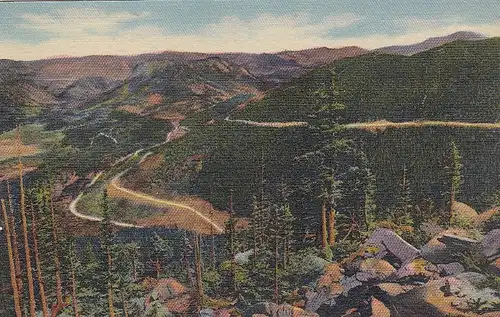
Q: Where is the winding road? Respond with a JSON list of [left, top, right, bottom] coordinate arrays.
[[109, 170, 224, 233], [69, 193, 143, 228], [224, 116, 308, 128], [68, 122, 224, 232]]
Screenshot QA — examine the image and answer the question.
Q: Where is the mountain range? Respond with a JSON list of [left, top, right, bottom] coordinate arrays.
[[0, 31, 490, 132]]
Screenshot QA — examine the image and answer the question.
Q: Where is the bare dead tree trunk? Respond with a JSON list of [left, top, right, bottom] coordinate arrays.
[[49, 193, 63, 307], [120, 291, 129, 317], [17, 146, 37, 317], [69, 245, 80, 317], [106, 244, 115, 317], [194, 233, 204, 309], [328, 208, 336, 247], [154, 258, 161, 280], [30, 203, 49, 317], [321, 201, 328, 249], [274, 207, 279, 304], [7, 181, 23, 305], [2, 199, 23, 317]]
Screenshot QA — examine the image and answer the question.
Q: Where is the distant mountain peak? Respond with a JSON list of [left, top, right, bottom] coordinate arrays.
[[376, 31, 487, 56]]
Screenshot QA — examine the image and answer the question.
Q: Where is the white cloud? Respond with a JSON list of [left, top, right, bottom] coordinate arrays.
[[21, 8, 148, 37], [0, 9, 498, 60]]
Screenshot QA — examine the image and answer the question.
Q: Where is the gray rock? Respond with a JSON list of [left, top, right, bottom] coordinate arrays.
[[421, 229, 477, 264], [252, 302, 319, 317], [437, 234, 479, 249], [235, 249, 255, 265], [199, 308, 214, 317], [437, 262, 465, 276], [391, 272, 500, 315], [305, 287, 336, 312], [376, 283, 415, 297], [392, 258, 438, 280], [481, 229, 500, 261], [365, 228, 420, 265], [340, 275, 363, 295]]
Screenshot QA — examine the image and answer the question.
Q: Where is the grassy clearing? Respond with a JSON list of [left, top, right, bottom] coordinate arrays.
[[0, 124, 64, 161]]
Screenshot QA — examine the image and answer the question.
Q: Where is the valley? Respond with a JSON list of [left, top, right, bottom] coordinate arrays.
[[0, 32, 499, 317]]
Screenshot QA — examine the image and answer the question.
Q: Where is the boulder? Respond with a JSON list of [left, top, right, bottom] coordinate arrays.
[[305, 287, 336, 313], [420, 222, 445, 237], [316, 263, 344, 296], [200, 309, 231, 317], [364, 228, 420, 265], [295, 254, 330, 284], [436, 262, 465, 276], [473, 207, 500, 226], [370, 297, 391, 317], [481, 229, 500, 261], [489, 258, 500, 275], [144, 278, 192, 314], [251, 302, 319, 317], [390, 272, 500, 316], [375, 283, 414, 297], [235, 249, 254, 265], [421, 228, 477, 264], [341, 308, 361, 317], [451, 201, 478, 223], [393, 258, 439, 281], [437, 234, 479, 249], [340, 275, 363, 296], [356, 258, 396, 282]]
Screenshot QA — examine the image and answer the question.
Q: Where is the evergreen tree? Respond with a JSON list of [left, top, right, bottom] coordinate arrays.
[[448, 141, 463, 221], [16, 137, 37, 317], [148, 232, 172, 279], [363, 168, 377, 231], [68, 240, 80, 317], [99, 190, 116, 317], [29, 200, 49, 317]]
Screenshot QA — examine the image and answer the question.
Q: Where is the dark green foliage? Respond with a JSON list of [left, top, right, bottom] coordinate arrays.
[[237, 38, 500, 123], [61, 110, 170, 176]]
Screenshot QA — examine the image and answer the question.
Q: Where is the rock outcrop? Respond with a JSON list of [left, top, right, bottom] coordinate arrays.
[[301, 228, 500, 317]]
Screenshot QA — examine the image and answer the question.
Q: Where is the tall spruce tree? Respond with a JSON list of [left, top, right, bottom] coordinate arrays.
[[100, 190, 116, 317], [448, 141, 463, 222]]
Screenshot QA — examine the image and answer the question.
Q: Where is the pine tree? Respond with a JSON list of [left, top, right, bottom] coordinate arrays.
[[448, 141, 463, 222], [100, 190, 116, 317], [16, 126, 37, 317], [68, 240, 80, 317], [225, 206, 238, 295], [149, 232, 172, 279], [281, 204, 295, 270], [29, 201, 49, 317], [193, 233, 204, 309], [48, 184, 63, 308], [399, 165, 412, 215], [363, 169, 377, 231], [319, 170, 342, 248], [1, 199, 23, 317]]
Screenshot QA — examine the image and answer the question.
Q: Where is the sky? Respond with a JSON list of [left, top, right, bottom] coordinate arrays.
[[0, 0, 498, 60]]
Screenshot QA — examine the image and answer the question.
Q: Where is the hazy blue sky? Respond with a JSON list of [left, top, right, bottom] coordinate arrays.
[[0, 0, 498, 60]]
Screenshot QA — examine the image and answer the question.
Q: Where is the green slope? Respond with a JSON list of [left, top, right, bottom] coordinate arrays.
[[236, 38, 500, 123]]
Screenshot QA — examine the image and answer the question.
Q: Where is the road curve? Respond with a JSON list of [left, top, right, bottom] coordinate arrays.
[[224, 116, 308, 128], [109, 171, 224, 233], [68, 122, 223, 232], [69, 193, 144, 228]]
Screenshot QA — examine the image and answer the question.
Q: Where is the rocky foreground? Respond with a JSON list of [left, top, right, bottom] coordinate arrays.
[[143, 227, 500, 317]]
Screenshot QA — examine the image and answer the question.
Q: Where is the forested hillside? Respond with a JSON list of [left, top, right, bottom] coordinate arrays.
[[236, 38, 500, 123]]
